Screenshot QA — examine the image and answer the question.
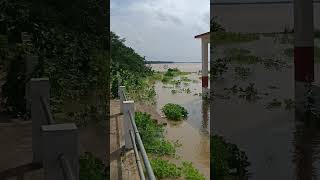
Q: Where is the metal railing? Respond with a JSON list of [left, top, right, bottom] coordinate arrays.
[[29, 78, 78, 180], [118, 86, 156, 180], [40, 96, 75, 180]]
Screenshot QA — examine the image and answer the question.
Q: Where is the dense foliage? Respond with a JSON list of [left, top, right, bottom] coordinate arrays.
[[110, 31, 154, 101], [135, 112, 175, 155], [0, 0, 109, 124], [182, 161, 206, 180], [150, 158, 182, 178], [211, 135, 250, 178], [79, 152, 107, 180], [162, 103, 188, 121]]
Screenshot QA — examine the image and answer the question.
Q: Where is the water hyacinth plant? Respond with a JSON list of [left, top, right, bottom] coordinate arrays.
[[162, 103, 188, 121]]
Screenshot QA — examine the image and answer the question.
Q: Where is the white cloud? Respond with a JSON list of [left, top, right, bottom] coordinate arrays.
[[111, 0, 209, 62]]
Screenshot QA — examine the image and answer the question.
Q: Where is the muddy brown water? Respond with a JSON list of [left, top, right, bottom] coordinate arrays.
[[150, 36, 320, 179], [212, 37, 320, 180], [150, 63, 210, 179]]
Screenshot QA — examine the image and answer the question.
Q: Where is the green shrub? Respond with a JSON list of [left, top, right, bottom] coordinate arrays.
[[182, 161, 206, 180], [151, 158, 182, 178], [162, 103, 188, 121], [79, 152, 107, 180], [135, 112, 175, 155], [211, 135, 250, 178]]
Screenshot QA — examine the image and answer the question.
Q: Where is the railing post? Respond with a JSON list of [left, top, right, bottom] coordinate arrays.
[[41, 123, 79, 180], [118, 86, 126, 113], [25, 55, 38, 113], [123, 101, 134, 149], [30, 78, 50, 163]]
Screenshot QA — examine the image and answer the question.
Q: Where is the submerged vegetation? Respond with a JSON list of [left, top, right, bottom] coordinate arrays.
[[135, 112, 175, 156], [211, 135, 250, 178], [162, 103, 188, 121], [135, 111, 206, 179]]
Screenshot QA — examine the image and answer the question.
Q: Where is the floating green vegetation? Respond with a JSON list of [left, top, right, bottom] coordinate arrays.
[[261, 58, 289, 71], [162, 103, 188, 121], [224, 83, 261, 102], [135, 112, 175, 156], [234, 66, 252, 80], [225, 48, 262, 65], [79, 152, 107, 180], [265, 98, 295, 111], [266, 99, 282, 109], [161, 68, 191, 84], [272, 34, 294, 44], [181, 76, 192, 82], [182, 162, 206, 180], [211, 134, 250, 178], [211, 32, 260, 45], [151, 158, 182, 179], [182, 88, 191, 94], [183, 82, 189, 86], [267, 85, 279, 90]]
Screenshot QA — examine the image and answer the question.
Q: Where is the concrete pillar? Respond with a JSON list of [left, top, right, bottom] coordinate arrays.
[[202, 39, 209, 98], [294, 0, 314, 115], [294, 0, 314, 82], [123, 101, 134, 149], [25, 55, 38, 113], [30, 78, 50, 163], [41, 123, 79, 180], [118, 86, 126, 113]]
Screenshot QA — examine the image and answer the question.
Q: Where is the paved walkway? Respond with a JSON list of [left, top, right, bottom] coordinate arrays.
[[110, 99, 140, 180]]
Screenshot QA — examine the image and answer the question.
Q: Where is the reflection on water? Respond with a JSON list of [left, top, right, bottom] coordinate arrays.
[[151, 63, 210, 179], [211, 36, 320, 179]]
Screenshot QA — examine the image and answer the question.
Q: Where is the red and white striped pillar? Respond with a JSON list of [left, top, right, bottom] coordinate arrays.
[[202, 37, 209, 98], [294, 0, 314, 115]]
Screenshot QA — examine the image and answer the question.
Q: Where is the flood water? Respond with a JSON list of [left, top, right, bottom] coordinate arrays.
[[212, 36, 320, 180], [150, 63, 210, 179]]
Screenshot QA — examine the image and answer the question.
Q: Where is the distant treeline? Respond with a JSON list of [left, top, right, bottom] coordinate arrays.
[[145, 61, 174, 64]]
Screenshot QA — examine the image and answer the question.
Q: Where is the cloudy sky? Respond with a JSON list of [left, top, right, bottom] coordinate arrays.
[[111, 0, 209, 62], [111, 0, 319, 62]]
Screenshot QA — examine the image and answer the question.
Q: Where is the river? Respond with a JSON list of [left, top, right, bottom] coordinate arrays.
[[150, 63, 210, 179]]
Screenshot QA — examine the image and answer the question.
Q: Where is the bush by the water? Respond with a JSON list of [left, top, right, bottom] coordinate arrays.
[[151, 158, 182, 178], [135, 112, 175, 155], [150, 159, 206, 180], [211, 134, 250, 178], [162, 103, 188, 121], [79, 152, 107, 180]]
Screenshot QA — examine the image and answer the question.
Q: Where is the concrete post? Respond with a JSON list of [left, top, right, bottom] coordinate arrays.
[[25, 55, 38, 113], [123, 101, 134, 149], [118, 86, 126, 114], [30, 78, 50, 163], [41, 123, 79, 180], [202, 38, 209, 98], [294, 0, 314, 115]]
